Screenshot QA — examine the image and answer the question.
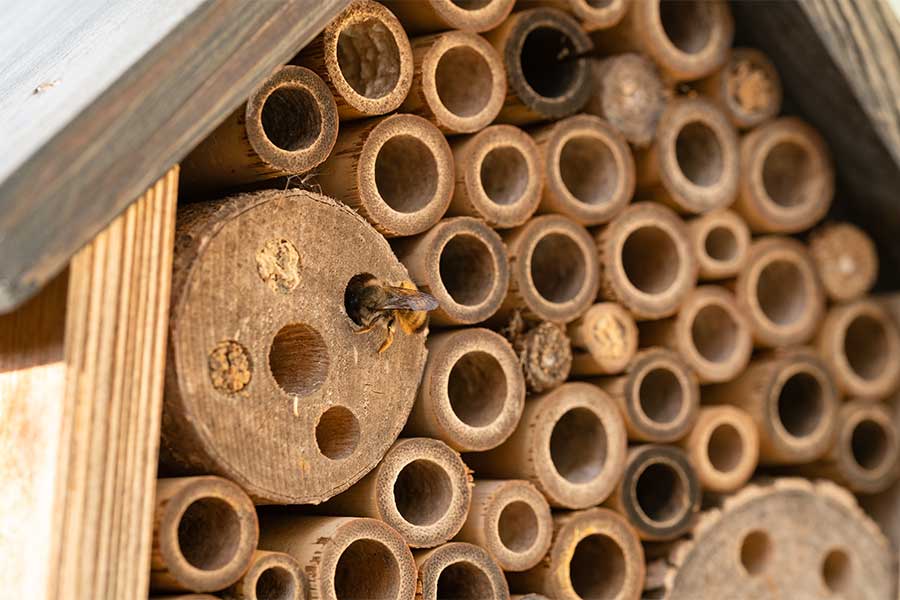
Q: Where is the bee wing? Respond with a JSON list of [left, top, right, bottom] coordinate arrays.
[[381, 286, 440, 312]]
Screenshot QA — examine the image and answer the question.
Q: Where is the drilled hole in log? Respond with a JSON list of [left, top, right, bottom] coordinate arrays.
[[691, 304, 738, 363], [334, 539, 400, 600], [559, 135, 618, 205], [448, 351, 507, 427], [635, 462, 686, 523], [569, 534, 626, 600], [740, 530, 772, 576], [436, 46, 493, 118], [436, 561, 493, 599], [675, 121, 723, 187], [851, 419, 889, 471], [393, 459, 454, 526], [451, 0, 491, 8], [480, 146, 528, 206], [337, 19, 401, 99], [530, 232, 587, 303], [521, 26, 578, 98], [638, 367, 684, 425], [549, 407, 606, 484], [316, 406, 360, 460], [269, 323, 330, 397], [261, 87, 322, 152], [375, 135, 439, 213], [762, 141, 815, 208], [776, 372, 823, 439], [177, 498, 241, 571], [440, 234, 494, 306], [659, 0, 713, 54], [708, 423, 743, 473], [822, 548, 852, 593], [256, 566, 297, 600], [704, 226, 738, 262], [621, 226, 679, 295], [498, 501, 539, 553], [844, 314, 889, 381], [756, 259, 806, 327]]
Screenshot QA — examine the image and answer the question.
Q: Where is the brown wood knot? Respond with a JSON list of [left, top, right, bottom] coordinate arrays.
[[208, 340, 252, 394]]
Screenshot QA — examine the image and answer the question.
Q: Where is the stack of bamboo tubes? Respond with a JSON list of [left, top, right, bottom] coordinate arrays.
[[152, 1, 900, 598]]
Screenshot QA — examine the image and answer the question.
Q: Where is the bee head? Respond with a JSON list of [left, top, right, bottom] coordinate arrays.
[[345, 272, 379, 325]]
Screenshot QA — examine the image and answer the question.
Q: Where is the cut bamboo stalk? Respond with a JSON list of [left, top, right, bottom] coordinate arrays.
[[704, 349, 839, 465], [383, 0, 515, 34], [817, 299, 900, 400], [589, 0, 734, 81], [315, 438, 472, 549], [733, 236, 825, 348], [317, 114, 454, 237], [495, 214, 600, 323], [180, 66, 338, 191], [568, 302, 638, 376], [414, 542, 509, 600], [596, 202, 697, 320], [464, 382, 627, 509], [405, 328, 525, 452], [606, 445, 701, 541], [294, 0, 413, 120], [454, 480, 552, 572], [507, 508, 644, 600], [504, 317, 573, 393], [639, 285, 752, 383], [447, 125, 542, 229], [679, 406, 759, 493], [151, 596, 220, 600], [150, 477, 259, 593], [695, 47, 782, 129], [687, 208, 750, 280], [734, 117, 834, 233], [808, 222, 879, 303], [222, 550, 308, 600], [532, 114, 635, 226], [258, 515, 417, 600], [585, 53, 667, 148], [485, 8, 592, 124], [634, 97, 739, 214], [590, 347, 699, 442], [401, 31, 506, 134], [161, 190, 427, 504], [393, 217, 509, 326], [529, 0, 629, 31], [511, 595, 550, 600]]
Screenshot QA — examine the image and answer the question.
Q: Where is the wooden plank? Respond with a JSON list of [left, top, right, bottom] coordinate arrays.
[[0, 0, 348, 314]]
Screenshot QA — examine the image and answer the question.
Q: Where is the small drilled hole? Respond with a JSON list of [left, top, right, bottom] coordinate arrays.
[[530, 232, 587, 303], [316, 406, 360, 460], [776, 372, 824, 439], [447, 351, 507, 428], [675, 121, 724, 187], [435, 46, 493, 118], [451, 0, 491, 8], [659, 0, 714, 54], [704, 226, 738, 262], [334, 539, 400, 600], [691, 303, 738, 363], [393, 459, 453, 527], [569, 534, 626, 600], [497, 501, 539, 554], [520, 26, 579, 98], [635, 461, 686, 524], [269, 324, 330, 397], [621, 226, 679, 295], [436, 561, 493, 600], [256, 566, 297, 600], [177, 498, 241, 571], [851, 419, 890, 471], [337, 19, 401, 99], [439, 234, 495, 307], [822, 548, 852, 593], [762, 141, 816, 208], [708, 423, 743, 473], [480, 146, 529, 206], [375, 135, 439, 213], [559, 134, 619, 205], [549, 408, 607, 484], [261, 87, 322, 152], [844, 314, 889, 381], [740, 530, 772, 576], [639, 367, 684, 425], [756, 259, 807, 327]]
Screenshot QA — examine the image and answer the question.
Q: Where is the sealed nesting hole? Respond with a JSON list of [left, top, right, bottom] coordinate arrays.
[[708, 423, 743, 473], [691, 303, 738, 363], [530, 232, 587, 303], [549, 407, 607, 484], [375, 135, 439, 213], [393, 459, 454, 526], [439, 234, 495, 307], [435, 46, 493, 118], [659, 0, 713, 54], [762, 141, 817, 209], [851, 419, 890, 471], [337, 19, 401, 99], [447, 351, 507, 427], [520, 26, 579, 98], [177, 498, 241, 571], [269, 324, 329, 397], [822, 548, 852, 593], [255, 566, 297, 600], [316, 406, 360, 460], [756, 259, 807, 327], [635, 461, 686, 524], [740, 530, 772, 576], [208, 340, 252, 394], [621, 226, 679, 295], [844, 314, 889, 381], [559, 134, 618, 205], [776, 372, 823, 439], [497, 501, 538, 553], [704, 226, 738, 263], [436, 561, 493, 600], [261, 87, 322, 152], [675, 121, 724, 187], [480, 146, 528, 206], [333, 539, 400, 600], [729, 58, 774, 115], [638, 367, 684, 425], [569, 534, 626, 600]]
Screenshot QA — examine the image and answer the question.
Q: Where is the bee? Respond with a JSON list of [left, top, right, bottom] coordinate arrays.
[[344, 273, 439, 353]]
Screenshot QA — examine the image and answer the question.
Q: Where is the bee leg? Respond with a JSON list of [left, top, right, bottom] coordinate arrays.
[[378, 315, 396, 354], [354, 322, 377, 334]]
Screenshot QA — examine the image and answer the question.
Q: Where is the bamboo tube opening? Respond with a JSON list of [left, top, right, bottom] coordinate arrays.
[[334, 539, 401, 599], [178, 498, 242, 571], [708, 423, 743, 473], [316, 406, 361, 460], [448, 351, 507, 427], [439, 234, 495, 307], [521, 27, 580, 99], [844, 314, 890, 382], [453, 0, 493, 8], [776, 372, 824, 440], [705, 225, 738, 262], [375, 135, 439, 214], [261, 87, 322, 152], [560, 135, 618, 205], [659, 1, 714, 55], [436, 46, 494, 118], [225, 551, 307, 600], [691, 304, 738, 363], [481, 145, 530, 205], [498, 501, 540, 554], [549, 407, 607, 484], [255, 566, 298, 600], [337, 19, 402, 100], [638, 367, 684, 426], [713, 48, 782, 129], [762, 141, 816, 209], [756, 259, 807, 327], [416, 543, 507, 600], [569, 534, 626, 600], [436, 562, 494, 599], [394, 459, 454, 526], [740, 530, 772, 575], [681, 406, 757, 492], [621, 226, 679, 295], [675, 121, 724, 187], [688, 209, 749, 280], [530, 233, 587, 303], [822, 549, 852, 594], [634, 461, 688, 525], [268, 323, 330, 398], [851, 420, 890, 472]]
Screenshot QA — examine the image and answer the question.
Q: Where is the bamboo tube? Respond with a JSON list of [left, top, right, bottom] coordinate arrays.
[[454, 480, 552, 572], [507, 508, 644, 600], [596, 202, 697, 320], [447, 125, 542, 228], [316, 113, 453, 237], [680, 406, 759, 493], [532, 114, 635, 226], [400, 31, 506, 134], [634, 97, 739, 214], [734, 117, 834, 233], [591, 347, 699, 442], [817, 299, 900, 400], [181, 66, 338, 191], [484, 8, 592, 124], [687, 208, 750, 280], [808, 222, 879, 303], [606, 445, 701, 541], [704, 349, 839, 465], [150, 477, 259, 593], [414, 543, 509, 600], [504, 317, 573, 393], [524, 0, 629, 31], [495, 214, 600, 323], [464, 382, 627, 509], [589, 0, 734, 81], [695, 47, 782, 130], [733, 236, 825, 348], [314, 438, 472, 549], [258, 515, 417, 600], [383, 0, 515, 34], [585, 53, 668, 148], [511, 595, 550, 600], [294, 0, 413, 120], [639, 286, 752, 383], [392, 217, 509, 326], [222, 551, 308, 600], [405, 328, 526, 452], [568, 302, 638, 376], [151, 596, 220, 600]]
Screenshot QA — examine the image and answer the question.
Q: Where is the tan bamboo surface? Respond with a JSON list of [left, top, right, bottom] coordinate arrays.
[[524, 0, 630, 31], [414, 542, 510, 600], [222, 550, 308, 600], [808, 222, 879, 303], [695, 47, 783, 129], [687, 208, 751, 280], [679, 406, 759, 493], [384, 0, 515, 34]]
